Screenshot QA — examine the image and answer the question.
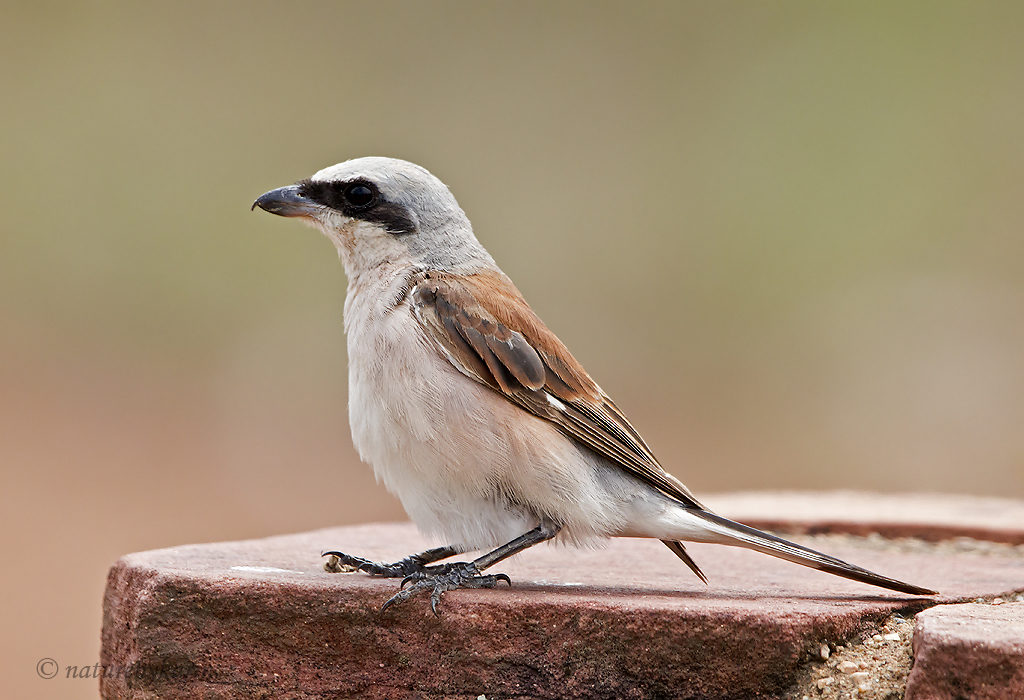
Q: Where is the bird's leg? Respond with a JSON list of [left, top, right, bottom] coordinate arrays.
[[322, 545, 459, 577], [382, 522, 561, 615]]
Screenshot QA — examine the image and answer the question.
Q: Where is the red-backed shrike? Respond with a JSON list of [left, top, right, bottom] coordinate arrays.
[[253, 157, 935, 613]]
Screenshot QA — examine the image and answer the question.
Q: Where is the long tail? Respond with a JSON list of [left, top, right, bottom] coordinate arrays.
[[682, 509, 937, 595]]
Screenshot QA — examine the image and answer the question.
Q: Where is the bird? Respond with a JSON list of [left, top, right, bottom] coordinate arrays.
[[252, 156, 936, 614]]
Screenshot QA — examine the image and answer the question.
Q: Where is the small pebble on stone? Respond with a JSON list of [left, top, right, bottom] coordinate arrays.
[[819, 644, 830, 660], [839, 660, 859, 674], [883, 632, 901, 641], [816, 677, 834, 689], [872, 634, 883, 641]]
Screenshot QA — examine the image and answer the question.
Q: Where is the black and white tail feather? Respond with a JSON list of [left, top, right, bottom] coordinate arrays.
[[666, 510, 935, 595]]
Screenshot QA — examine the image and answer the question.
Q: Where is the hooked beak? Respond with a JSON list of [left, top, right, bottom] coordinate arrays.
[[251, 185, 320, 218]]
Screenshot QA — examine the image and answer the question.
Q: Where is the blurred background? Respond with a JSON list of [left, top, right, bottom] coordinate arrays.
[[3, 1, 1022, 696]]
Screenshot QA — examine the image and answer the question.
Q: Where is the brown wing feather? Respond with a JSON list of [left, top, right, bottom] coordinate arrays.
[[410, 269, 704, 510]]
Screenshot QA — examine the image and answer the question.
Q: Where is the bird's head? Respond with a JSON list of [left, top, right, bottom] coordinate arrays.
[[253, 157, 493, 277]]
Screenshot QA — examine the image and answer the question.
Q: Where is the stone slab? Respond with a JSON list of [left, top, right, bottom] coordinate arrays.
[[101, 521, 1024, 699], [906, 602, 1024, 700]]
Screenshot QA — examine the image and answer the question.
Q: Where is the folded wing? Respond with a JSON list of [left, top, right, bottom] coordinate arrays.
[[409, 269, 704, 510]]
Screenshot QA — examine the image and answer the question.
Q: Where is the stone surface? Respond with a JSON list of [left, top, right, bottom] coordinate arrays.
[[906, 603, 1024, 700], [101, 505, 1024, 700], [708, 491, 1024, 544]]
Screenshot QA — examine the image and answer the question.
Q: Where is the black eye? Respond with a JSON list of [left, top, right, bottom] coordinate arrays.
[[343, 183, 376, 209]]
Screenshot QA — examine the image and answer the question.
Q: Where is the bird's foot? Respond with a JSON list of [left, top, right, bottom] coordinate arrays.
[[322, 550, 435, 578], [381, 562, 511, 616]]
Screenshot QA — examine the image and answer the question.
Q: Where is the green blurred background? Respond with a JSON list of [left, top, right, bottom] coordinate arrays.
[[3, 1, 1022, 696]]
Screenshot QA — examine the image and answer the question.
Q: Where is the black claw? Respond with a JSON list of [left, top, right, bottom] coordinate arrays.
[[381, 589, 408, 612], [375, 562, 513, 614], [322, 550, 423, 578]]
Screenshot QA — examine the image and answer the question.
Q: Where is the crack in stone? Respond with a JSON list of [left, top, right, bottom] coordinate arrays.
[[778, 532, 1024, 700]]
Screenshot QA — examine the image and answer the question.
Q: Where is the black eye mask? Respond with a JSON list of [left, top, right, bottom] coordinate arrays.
[[298, 178, 418, 235]]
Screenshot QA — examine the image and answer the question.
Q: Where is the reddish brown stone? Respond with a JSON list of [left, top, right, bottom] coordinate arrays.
[[101, 516, 1024, 699], [906, 603, 1024, 700], [709, 491, 1024, 544]]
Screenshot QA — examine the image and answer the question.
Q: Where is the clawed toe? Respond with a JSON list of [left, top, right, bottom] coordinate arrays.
[[380, 562, 514, 615], [321, 550, 432, 578], [321, 550, 375, 574]]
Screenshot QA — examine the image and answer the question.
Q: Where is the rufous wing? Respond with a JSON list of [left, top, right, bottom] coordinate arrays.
[[409, 268, 704, 510]]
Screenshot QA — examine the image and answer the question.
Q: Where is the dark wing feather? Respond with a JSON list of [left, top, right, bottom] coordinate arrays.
[[409, 270, 704, 510]]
